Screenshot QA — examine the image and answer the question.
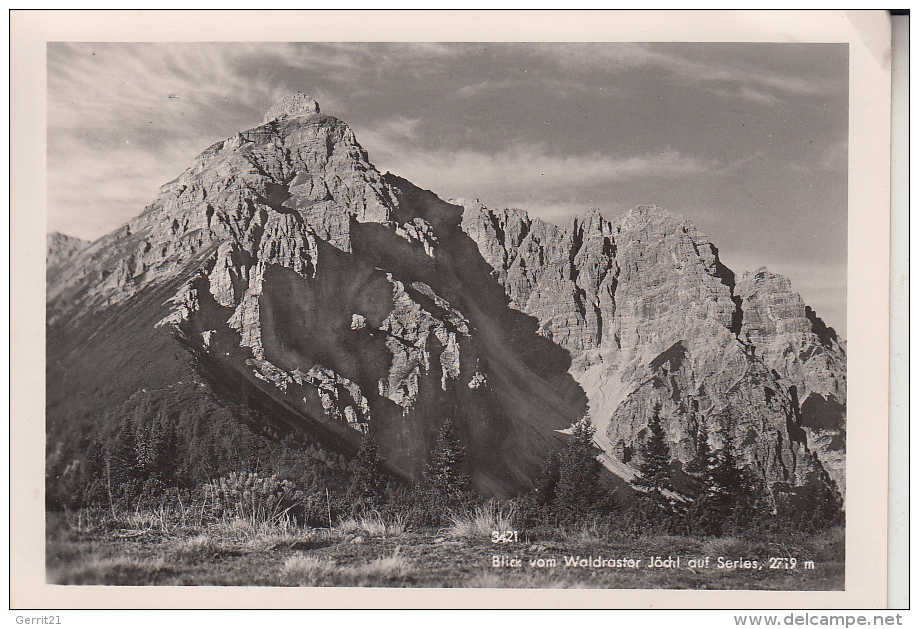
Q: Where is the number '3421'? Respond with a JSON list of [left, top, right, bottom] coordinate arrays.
[[491, 530, 518, 543]]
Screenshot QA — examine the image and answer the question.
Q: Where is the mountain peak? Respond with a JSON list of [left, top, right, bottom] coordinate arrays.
[[628, 203, 676, 220], [47, 231, 89, 268], [615, 203, 689, 234], [263, 93, 321, 124], [45, 95, 847, 504]]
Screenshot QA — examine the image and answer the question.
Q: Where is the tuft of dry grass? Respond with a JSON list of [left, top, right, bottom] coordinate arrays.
[[206, 512, 301, 543], [280, 549, 413, 586], [62, 507, 110, 534], [345, 549, 412, 581], [462, 570, 586, 589], [446, 500, 517, 539], [336, 512, 406, 538], [571, 521, 605, 545], [169, 533, 233, 560], [119, 506, 174, 534], [700, 536, 753, 560], [246, 526, 334, 553], [281, 554, 336, 585], [197, 516, 334, 555]]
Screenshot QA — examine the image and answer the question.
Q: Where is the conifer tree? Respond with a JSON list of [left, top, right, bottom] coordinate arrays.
[[802, 467, 843, 531], [691, 419, 753, 535], [349, 431, 387, 510], [152, 418, 181, 487], [633, 403, 675, 527], [554, 415, 601, 518], [108, 418, 141, 486], [685, 416, 717, 533], [685, 407, 711, 488], [133, 416, 182, 491], [534, 450, 561, 507], [84, 439, 107, 484], [424, 418, 471, 503], [104, 417, 144, 509], [635, 404, 671, 495]]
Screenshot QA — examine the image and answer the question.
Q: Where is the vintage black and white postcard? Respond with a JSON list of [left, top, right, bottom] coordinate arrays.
[[10, 10, 893, 610]]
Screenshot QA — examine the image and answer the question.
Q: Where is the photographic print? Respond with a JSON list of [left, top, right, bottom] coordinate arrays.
[[13, 10, 892, 609]]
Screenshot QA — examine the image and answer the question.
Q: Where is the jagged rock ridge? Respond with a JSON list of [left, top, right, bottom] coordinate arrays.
[[459, 200, 846, 495], [47, 95, 846, 499], [47, 97, 583, 498]]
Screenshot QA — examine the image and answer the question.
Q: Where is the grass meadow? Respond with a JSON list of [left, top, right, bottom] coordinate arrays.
[[46, 502, 844, 589]]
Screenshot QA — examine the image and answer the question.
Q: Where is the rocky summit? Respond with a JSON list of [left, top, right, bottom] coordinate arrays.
[[46, 95, 846, 500]]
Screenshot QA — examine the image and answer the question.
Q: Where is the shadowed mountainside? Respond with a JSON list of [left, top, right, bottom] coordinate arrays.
[[46, 94, 846, 500]]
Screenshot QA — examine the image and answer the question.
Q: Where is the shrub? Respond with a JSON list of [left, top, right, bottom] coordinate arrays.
[[204, 471, 305, 525], [447, 499, 518, 539]]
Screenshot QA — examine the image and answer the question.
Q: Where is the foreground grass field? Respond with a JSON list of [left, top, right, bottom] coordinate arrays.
[[46, 509, 843, 589]]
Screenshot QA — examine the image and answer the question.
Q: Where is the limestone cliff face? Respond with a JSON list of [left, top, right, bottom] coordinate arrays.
[[47, 94, 845, 498], [735, 269, 847, 493], [46, 97, 580, 497], [461, 202, 846, 495]]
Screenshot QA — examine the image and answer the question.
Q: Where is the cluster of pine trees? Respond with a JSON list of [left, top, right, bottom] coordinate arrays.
[[525, 405, 842, 536], [529, 416, 607, 523], [48, 384, 842, 536], [631, 404, 770, 535], [48, 416, 184, 513], [46, 398, 354, 517], [345, 418, 476, 527], [635, 404, 842, 535], [48, 401, 480, 529]]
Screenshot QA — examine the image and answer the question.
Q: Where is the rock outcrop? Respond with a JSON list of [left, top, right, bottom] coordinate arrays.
[[263, 92, 321, 124], [47, 232, 89, 268], [46, 94, 846, 499], [460, 201, 846, 496], [735, 268, 847, 493], [46, 96, 581, 497]]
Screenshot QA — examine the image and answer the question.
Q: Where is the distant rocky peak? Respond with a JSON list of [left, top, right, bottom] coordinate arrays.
[[263, 93, 321, 124], [47, 232, 89, 267], [571, 206, 607, 234], [744, 266, 778, 282], [619, 203, 685, 227]]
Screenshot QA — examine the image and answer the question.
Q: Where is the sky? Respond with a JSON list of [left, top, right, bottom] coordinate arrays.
[[47, 42, 848, 337]]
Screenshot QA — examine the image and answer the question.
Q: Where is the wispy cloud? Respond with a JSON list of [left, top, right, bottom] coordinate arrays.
[[372, 117, 422, 140], [47, 42, 312, 238], [366, 142, 720, 196], [540, 43, 841, 105], [710, 85, 783, 105], [47, 132, 203, 240], [457, 79, 491, 98], [788, 139, 848, 173]]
